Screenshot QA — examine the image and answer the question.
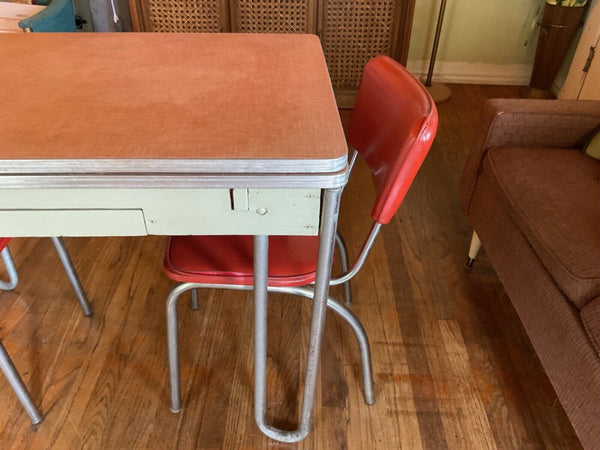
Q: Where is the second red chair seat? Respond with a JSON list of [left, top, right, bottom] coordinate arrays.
[[164, 235, 320, 287]]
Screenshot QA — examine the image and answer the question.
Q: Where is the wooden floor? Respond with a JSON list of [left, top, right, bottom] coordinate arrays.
[[0, 85, 582, 449]]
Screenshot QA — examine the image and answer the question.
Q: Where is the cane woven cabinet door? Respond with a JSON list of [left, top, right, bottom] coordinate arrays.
[[229, 0, 317, 33], [320, 0, 411, 106], [131, 0, 230, 32]]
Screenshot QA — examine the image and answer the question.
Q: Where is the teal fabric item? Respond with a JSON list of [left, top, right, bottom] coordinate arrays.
[[584, 129, 600, 160], [18, 0, 77, 32]]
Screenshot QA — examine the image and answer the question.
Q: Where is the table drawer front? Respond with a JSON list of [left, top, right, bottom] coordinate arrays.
[[0, 210, 147, 237], [0, 188, 321, 236]]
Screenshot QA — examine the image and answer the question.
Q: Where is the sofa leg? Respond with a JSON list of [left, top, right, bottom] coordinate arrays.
[[466, 231, 481, 269]]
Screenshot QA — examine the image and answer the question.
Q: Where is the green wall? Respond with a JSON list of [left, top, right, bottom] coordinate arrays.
[[409, 0, 541, 65]]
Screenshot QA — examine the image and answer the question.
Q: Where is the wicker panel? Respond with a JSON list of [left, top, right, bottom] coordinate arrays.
[[321, 0, 396, 90], [146, 0, 223, 32], [232, 0, 310, 33]]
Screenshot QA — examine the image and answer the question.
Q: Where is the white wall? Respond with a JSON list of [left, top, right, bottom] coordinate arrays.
[[407, 0, 543, 85]]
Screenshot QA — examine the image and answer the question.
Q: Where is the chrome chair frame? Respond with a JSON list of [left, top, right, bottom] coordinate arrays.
[[167, 281, 375, 411], [0, 237, 92, 425], [0, 246, 18, 291]]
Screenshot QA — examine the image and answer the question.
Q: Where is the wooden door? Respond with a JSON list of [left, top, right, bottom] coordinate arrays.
[[579, 41, 600, 99], [559, 0, 600, 99]]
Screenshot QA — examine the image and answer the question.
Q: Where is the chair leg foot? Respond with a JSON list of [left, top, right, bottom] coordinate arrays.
[[190, 289, 199, 310], [30, 415, 44, 426], [466, 231, 481, 270]]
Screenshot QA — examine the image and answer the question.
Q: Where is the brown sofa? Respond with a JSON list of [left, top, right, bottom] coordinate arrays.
[[460, 99, 600, 449]]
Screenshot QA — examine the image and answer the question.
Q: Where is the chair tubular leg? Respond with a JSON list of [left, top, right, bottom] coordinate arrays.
[[0, 238, 91, 426], [190, 289, 199, 310], [466, 231, 482, 269], [0, 340, 43, 425], [165, 283, 188, 413], [327, 298, 374, 403], [335, 230, 352, 305], [0, 246, 19, 291], [165, 282, 375, 414], [0, 251, 41, 423], [51, 237, 93, 316], [280, 285, 374, 404]]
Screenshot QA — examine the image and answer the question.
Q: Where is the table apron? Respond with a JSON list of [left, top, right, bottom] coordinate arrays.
[[0, 188, 321, 237]]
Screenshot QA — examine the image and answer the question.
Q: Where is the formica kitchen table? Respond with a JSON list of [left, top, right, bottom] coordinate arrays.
[[0, 33, 349, 442]]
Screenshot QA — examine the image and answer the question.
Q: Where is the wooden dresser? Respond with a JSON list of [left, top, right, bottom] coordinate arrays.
[[128, 0, 414, 107]]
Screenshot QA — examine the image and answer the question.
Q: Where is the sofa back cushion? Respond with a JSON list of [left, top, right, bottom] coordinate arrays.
[[483, 146, 600, 308]]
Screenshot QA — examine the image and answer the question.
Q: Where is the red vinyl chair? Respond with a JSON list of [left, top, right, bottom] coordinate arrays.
[[162, 56, 438, 440], [0, 237, 92, 425]]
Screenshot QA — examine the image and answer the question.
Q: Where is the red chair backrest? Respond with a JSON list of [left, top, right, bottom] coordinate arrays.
[[348, 56, 438, 224], [0, 238, 10, 252]]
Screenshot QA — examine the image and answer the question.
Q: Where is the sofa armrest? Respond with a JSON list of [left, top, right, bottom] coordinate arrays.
[[460, 99, 600, 213]]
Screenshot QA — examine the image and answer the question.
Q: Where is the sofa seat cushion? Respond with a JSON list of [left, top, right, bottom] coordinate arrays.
[[482, 147, 600, 308], [581, 297, 600, 356]]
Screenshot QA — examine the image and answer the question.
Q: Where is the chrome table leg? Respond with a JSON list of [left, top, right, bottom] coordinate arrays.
[[253, 186, 343, 442], [166, 283, 190, 413]]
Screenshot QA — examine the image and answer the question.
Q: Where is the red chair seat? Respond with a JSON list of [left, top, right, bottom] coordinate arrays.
[[164, 235, 320, 287], [0, 238, 10, 251]]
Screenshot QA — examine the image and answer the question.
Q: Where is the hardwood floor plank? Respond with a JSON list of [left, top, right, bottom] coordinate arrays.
[[383, 224, 450, 450], [436, 319, 496, 449]]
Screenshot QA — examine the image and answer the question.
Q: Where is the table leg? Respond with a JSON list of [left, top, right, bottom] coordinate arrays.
[[253, 186, 343, 442], [0, 339, 43, 425]]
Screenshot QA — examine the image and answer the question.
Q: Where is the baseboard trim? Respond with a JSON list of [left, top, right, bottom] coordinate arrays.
[[407, 60, 533, 86], [551, 79, 563, 97]]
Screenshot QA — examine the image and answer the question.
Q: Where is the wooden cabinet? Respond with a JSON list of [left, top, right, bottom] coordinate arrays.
[[128, 0, 414, 106]]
